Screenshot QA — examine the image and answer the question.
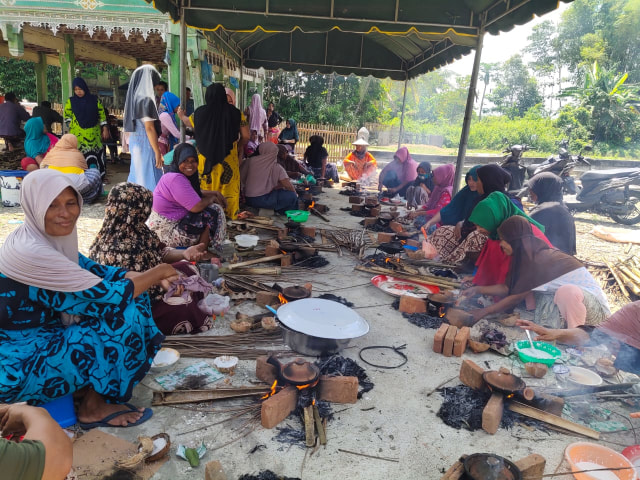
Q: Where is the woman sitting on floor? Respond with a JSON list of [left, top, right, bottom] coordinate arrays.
[[422, 165, 480, 231], [409, 164, 455, 229], [21, 117, 58, 172], [148, 142, 227, 251], [0, 169, 175, 428], [517, 301, 640, 376], [277, 144, 309, 179], [241, 142, 299, 213], [378, 147, 419, 198], [343, 127, 377, 181], [303, 135, 339, 183], [464, 216, 609, 327], [527, 172, 576, 255], [404, 161, 434, 209], [89, 182, 213, 335], [41, 133, 103, 204], [278, 118, 299, 153]]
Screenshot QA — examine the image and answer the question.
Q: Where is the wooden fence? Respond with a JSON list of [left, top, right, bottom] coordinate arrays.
[[292, 123, 356, 164]]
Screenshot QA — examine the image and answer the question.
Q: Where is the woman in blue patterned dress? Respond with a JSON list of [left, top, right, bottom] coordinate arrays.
[[0, 170, 178, 428]]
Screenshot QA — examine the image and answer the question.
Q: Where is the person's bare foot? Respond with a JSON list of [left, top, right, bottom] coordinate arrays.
[[76, 389, 144, 427]]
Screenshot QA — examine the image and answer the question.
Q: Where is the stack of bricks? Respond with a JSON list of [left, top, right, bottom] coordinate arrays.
[[433, 323, 470, 357]]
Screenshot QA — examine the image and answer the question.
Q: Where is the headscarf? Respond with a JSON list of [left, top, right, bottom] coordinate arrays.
[[598, 301, 640, 351], [159, 91, 180, 126], [225, 88, 236, 105], [528, 172, 564, 203], [89, 182, 163, 273], [423, 164, 455, 211], [477, 164, 512, 197], [193, 83, 241, 176], [123, 65, 160, 132], [166, 142, 202, 197], [469, 191, 544, 239], [41, 134, 88, 170], [280, 118, 299, 142], [394, 147, 419, 184], [0, 169, 101, 292], [439, 165, 481, 225], [24, 116, 50, 159], [304, 135, 326, 167], [240, 142, 286, 198], [248, 93, 267, 134], [69, 77, 99, 129], [415, 161, 434, 192], [498, 216, 583, 295]]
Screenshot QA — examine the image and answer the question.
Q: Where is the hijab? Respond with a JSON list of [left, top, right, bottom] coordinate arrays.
[[439, 165, 481, 225], [193, 83, 241, 176], [0, 169, 101, 292], [280, 118, 299, 142], [41, 134, 88, 170], [528, 172, 564, 203], [89, 182, 163, 274], [423, 164, 455, 211], [123, 65, 160, 132], [159, 91, 180, 126], [304, 135, 326, 166], [416, 160, 435, 192], [24, 116, 50, 159], [225, 88, 236, 105], [248, 93, 266, 134], [498, 216, 583, 295], [469, 191, 544, 239], [167, 142, 202, 197], [69, 77, 99, 129], [598, 301, 640, 351], [477, 164, 512, 197], [394, 147, 419, 184], [240, 142, 285, 198]]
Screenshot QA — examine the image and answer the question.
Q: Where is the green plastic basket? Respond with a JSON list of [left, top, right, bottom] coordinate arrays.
[[285, 210, 310, 223], [515, 340, 562, 366]]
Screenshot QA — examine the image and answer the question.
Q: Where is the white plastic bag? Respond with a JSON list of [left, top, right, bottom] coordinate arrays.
[[198, 293, 230, 316]]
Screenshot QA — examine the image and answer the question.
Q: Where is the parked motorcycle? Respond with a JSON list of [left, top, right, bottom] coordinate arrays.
[[525, 140, 591, 195], [500, 142, 532, 192]]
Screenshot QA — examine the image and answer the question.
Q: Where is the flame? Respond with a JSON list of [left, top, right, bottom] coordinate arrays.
[[280, 249, 287, 255], [296, 378, 320, 391], [309, 201, 315, 209], [400, 240, 406, 245], [278, 293, 288, 304], [438, 306, 446, 318], [507, 393, 515, 399], [261, 380, 278, 399], [385, 258, 391, 263]]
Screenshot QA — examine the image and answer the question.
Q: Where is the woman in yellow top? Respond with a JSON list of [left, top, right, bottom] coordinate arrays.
[[191, 84, 248, 219]]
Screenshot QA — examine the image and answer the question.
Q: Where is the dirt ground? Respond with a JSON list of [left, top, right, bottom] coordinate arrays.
[[0, 162, 638, 479]]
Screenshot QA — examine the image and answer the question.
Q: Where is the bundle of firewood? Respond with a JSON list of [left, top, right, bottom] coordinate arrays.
[[607, 255, 640, 300]]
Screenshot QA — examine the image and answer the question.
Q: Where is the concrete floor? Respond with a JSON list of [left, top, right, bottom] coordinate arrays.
[[90, 182, 636, 480]]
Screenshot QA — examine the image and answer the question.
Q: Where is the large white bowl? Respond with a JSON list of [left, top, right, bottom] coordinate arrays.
[[234, 234, 259, 248], [276, 298, 369, 339], [567, 366, 603, 386]]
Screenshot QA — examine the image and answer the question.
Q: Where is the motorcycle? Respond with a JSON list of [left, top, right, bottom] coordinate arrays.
[[500, 142, 531, 192], [525, 140, 591, 195]]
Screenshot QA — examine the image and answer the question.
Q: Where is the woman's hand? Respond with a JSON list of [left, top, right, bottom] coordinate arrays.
[[461, 285, 480, 298], [420, 184, 430, 193], [516, 320, 557, 341], [101, 125, 110, 142], [453, 221, 464, 240], [210, 191, 227, 208], [155, 150, 163, 169], [387, 187, 397, 195], [183, 243, 207, 262], [470, 308, 488, 323]]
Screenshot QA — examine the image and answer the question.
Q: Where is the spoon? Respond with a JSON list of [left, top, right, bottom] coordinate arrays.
[[525, 329, 535, 349]]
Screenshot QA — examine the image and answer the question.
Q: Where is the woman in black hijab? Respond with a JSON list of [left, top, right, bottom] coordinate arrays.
[[527, 172, 576, 255]]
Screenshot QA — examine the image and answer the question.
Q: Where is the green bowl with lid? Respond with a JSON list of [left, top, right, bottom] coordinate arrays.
[[515, 340, 562, 366]]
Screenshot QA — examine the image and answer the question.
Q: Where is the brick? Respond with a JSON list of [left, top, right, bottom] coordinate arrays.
[[351, 204, 363, 212], [377, 232, 395, 243], [390, 221, 403, 233], [314, 203, 328, 213], [364, 217, 377, 226], [261, 386, 298, 428], [524, 362, 548, 378], [349, 196, 363, 204], [398, 295, 427, 314], [256, 291, 279, 307], [365, 196, 379, 206], [482, 392, 504, 434], [300, 226, 316, 237], [255, 356, 277, 384], [318, 375, 358, 404], [280, 255, 293, 267], [459, 359, 486, 390], [433, 323, 450, 354], [368, 207, 381, 217], [442, 325, 458, 357], [205, 461, 228, 480], [453, 326, 470, 357], [277, 228, 288, 240], [514, 454, 546, 480], [264, 245, 281, 257]]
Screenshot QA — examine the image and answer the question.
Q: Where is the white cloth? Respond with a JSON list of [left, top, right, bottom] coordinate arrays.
[[124, 65, 160, 132], [0, 169, 102, 293], [532, 267, 611, 314]]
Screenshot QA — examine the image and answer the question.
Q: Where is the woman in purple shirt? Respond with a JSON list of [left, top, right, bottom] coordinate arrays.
[[148, 142, 227, 251]]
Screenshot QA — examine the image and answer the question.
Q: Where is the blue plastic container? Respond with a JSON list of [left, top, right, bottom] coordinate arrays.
[[41, 394, 77, 428]]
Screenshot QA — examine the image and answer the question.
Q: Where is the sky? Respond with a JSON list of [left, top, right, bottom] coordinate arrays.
[[444, 2, 571, 76]]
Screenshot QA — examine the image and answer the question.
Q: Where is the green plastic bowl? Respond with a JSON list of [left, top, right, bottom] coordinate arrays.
[[515, 340, 562, 366], [285, 210, 310, 223]]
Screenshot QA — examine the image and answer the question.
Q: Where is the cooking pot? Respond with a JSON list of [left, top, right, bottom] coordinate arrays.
[[279, 322, 352, 356], [463, 453, 522, 480], [482, 371, 536, 401], [266, 356, 320, 386]]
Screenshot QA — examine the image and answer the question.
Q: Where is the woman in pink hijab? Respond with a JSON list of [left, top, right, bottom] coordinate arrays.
[[248, 93, 267, 141], [409, 163, 455, 228], [377, 146, 418, 197]]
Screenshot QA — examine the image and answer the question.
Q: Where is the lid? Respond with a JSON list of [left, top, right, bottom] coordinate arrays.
[[276, 298, 369, 339], [281, 358, 320, 384], [482, 371, 526, 394]]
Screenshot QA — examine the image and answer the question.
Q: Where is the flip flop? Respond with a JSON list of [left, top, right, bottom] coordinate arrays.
[[78, 403, 153, 430]]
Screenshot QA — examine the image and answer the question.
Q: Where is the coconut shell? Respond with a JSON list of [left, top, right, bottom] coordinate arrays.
[[145, 433, 171, 463], [498, 313, 519, 326], [230, 320, 252, 333], [261, 316, 278, 331], [468, 339, 491, 353]]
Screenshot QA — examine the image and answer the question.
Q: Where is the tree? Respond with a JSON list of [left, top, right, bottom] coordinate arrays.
[[488, 55, 543, 118], [525, 20, 562, 110], [0, 58, 62, 102], [478, 62, 497, 119]]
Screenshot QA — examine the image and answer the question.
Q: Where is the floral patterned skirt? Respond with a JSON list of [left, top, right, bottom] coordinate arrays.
[[148, 205, 226, 251], [430, 226, 488, 264]]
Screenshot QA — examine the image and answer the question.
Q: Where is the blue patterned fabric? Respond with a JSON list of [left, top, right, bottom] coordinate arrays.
[[0, 254, 164, 405]]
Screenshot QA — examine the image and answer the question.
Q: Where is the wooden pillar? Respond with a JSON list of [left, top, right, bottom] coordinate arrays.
[[59, 34, 75, 107], [35, 52, 48, 103], [398, 76, 408, 149]]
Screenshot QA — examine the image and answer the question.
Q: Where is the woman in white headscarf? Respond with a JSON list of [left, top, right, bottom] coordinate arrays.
[[0, 169, 178, 429], [248, 93, 268, 142], [124, 64, 164, 190], [344, 127, 377, 181]]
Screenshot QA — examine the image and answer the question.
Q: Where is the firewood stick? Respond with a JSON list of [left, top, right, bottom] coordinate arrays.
[[507, 402, 599, 439], [617, 269, 640, 296], [355, 265, 460, 288], [313, 405, 327, 445], [221, 267, 282, 275], [606, 262, 631, 300], [304, 405, 315, 447], [310, 207, 330, 222], [227, 254, 285, 270]]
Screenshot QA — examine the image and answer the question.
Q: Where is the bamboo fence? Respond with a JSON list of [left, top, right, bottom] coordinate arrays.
[[291, 122, 356, 164]]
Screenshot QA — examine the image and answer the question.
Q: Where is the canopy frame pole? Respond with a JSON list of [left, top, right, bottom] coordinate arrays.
[[179, 0, 187, 142], [397, 75, 408, 149], [453, 14, 485, 194]]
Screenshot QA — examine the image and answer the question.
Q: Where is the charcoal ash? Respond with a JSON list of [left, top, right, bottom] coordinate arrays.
[[391, 298, 400, 310], [359, 218, 394, 232], [238, 470, 301, 480], [294, 255, 329, 268], [273, 424, 306, 448], [316, 355, 374, 398], [317, 293, 354, 307], [403, 312, 446, 329], [363, 253, 392, 267], [481, 327, 508, 349], [430, 268, 458, 279]]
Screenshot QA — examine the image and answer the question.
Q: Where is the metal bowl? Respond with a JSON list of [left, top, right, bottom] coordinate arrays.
[[279, 322, 351, 356]]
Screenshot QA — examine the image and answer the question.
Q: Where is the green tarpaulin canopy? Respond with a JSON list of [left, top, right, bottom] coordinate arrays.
[[146, 0, 563, 80]]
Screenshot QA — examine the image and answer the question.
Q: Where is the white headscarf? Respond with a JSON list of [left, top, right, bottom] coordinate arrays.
[[0, 169, 102, 293], [124, 64, 160, 132], [248, 93, 267, 135]]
